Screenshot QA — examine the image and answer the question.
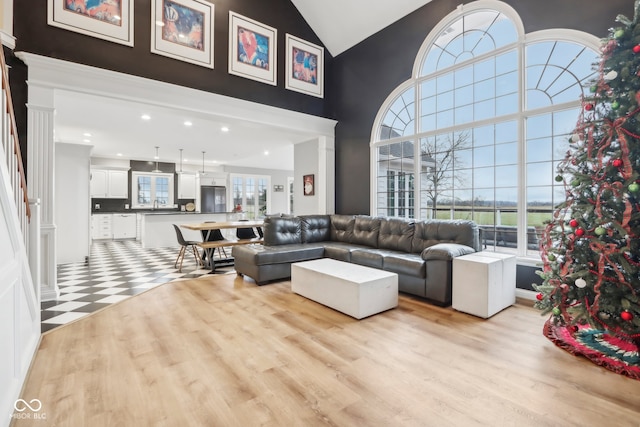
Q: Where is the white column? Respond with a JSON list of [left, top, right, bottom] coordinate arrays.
[[26, 86, 58, 301], [317, 135, 335, 215], [294, 136, 335, 215]]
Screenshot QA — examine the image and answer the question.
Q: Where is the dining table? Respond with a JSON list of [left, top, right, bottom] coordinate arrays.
[[180, 220, 264, 272]]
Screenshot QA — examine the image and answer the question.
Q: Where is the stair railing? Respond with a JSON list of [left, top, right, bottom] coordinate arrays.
[[0, 48, 31, 250]]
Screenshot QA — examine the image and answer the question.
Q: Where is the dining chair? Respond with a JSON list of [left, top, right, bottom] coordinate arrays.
[[172, 224, 203, 272], [201, 221, 228, 261], [236, 219, 258, 240]]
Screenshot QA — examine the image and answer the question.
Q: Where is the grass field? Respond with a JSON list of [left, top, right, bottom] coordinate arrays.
[[431, 208, 552, 227]]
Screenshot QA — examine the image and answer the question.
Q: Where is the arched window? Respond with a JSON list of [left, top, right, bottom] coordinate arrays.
[[371, 1, 599, 258]]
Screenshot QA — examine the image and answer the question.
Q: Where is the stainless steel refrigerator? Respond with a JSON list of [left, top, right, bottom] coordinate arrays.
[[200, 186, 227, 213]]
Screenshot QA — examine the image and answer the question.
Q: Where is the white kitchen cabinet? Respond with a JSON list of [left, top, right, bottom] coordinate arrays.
[[91, 214, 113, 239], [178, 173, 197, 199], [112, 214, 137, 239], [90, 169, 108, 197], [108, 170, 129, 198], [91, 168, 129, 198]]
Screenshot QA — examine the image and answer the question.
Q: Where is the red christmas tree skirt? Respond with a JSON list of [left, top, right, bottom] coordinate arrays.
[[543, 319, 640, 381]]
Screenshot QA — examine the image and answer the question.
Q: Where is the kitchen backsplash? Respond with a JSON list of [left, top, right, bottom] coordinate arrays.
[[91, 198, 195, 214]]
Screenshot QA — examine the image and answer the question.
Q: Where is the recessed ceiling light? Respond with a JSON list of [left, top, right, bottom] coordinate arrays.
[[264, 150, 269, 156], [221, 126, 229, 132], [117, 153, 123, 157], [184, 121, 193, 126], [83, 139, 91, 143], [141, 114, 151, 120], [83, 132, 92, 137]]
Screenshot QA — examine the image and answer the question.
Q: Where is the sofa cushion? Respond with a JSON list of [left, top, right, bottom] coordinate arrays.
[[235, 243, 324, 265], [351, 248, 385, 269], [378, 217, 414, 252], [351, 216, 381, 247], [383, 253, 426, 278], [300, 215, 331, 243], [411, 220, 479, 253], [264, 216, 302, 246], [330, 215, 355, 242], [321, 242, 363, 262], [421, 243, 475, 261]]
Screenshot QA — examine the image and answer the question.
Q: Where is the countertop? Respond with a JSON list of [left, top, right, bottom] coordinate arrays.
[[93, 211, 238, 215]]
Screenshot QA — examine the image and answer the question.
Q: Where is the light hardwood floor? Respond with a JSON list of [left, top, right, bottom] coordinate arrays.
[[14, 274, 640, 426]]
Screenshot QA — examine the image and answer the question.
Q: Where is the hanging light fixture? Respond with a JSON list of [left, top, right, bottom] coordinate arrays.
[[200, 151, 207, 176], [152, 146, 162, 172], [178, 148, 184, 174]]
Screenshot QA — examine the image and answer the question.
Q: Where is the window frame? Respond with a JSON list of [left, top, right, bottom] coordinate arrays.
[[369, 0, 600, 262], [230, 173, 271, 219], [131, 171, 175, 209]]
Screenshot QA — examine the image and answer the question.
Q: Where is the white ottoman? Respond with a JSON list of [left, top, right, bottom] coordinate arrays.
[[291, 258, 398, 319], [452, 252, 516, 318]]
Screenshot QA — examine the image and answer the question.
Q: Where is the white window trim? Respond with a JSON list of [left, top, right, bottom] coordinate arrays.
[[131, 171, 175, 209], [369, 0, 600, 263], [230, 173, 272, 218]]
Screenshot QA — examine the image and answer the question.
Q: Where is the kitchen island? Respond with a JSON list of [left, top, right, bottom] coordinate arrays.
[[140, 212, 241, 249]]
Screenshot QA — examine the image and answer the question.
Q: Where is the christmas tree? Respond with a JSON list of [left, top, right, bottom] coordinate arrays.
[[534, 2, 640, 348]]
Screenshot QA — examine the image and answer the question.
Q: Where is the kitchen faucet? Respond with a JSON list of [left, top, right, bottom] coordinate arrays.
[[153, 199, 158, 210]]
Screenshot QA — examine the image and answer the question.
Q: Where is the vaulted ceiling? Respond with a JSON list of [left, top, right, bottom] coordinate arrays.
[[54, 1, 433, 170]]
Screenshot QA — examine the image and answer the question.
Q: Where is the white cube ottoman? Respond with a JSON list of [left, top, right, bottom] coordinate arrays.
[[291, 258, 398, 319], [452, 252, 516, 318]]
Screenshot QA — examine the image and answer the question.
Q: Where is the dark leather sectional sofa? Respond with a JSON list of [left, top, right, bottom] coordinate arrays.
[[232, 214, 481, 306]]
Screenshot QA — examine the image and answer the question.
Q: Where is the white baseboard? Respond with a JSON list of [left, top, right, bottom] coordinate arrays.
[[516, 288, 537, 301]]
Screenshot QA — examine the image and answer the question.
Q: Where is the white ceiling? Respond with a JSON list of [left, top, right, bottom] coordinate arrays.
[[53, 1, 433, 170], [291, 0, 433, 56], [54, 90, 307, 171]]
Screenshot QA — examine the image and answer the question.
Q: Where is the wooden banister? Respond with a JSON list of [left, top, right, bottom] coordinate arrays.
[[0, 48, 30, 221]]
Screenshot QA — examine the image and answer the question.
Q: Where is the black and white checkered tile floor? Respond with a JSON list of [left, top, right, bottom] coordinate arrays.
[[41, 240, 234, 333]]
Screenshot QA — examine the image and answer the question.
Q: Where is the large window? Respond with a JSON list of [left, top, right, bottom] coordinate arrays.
[[231, 174, 270, 219], [131, 172, 174, 209], [371, 1, 599, 258]]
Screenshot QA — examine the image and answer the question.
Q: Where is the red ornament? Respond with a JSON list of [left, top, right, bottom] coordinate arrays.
[[634, 45, 640, 53], [612, 159, 623, 168], [536, 293, 544, 301], [569, 219, 579, 228], [575, 228, 585, 237], [584, 103, 594, 111], [621, 311, 634, 321]]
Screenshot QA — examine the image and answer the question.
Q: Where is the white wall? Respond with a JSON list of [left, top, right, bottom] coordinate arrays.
[[0, 0, 15, 48], [0, 134, 40, 427], [56, 143, 91, 264], [293, 136, 335, 215]]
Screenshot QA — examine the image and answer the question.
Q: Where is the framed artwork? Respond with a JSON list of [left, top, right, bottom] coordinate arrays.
[[228, 11, 277, 86], [303, 174, 314, 196], [285, 34, 324, 98], [47, 0, 134, 47], [151, 0, 214, 68]]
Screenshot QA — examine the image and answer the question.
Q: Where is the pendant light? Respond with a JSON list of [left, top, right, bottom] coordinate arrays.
[[152, 146, 162, 172], [200, 151, 207, 176], [178, 148, 184, 174]]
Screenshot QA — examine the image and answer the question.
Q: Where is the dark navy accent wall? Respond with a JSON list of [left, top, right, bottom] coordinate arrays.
[[328, 0, 633, 215]]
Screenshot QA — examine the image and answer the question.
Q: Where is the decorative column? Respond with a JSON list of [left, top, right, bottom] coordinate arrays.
[[317, 135, 335, 214], [26, 85, 57, 301]]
